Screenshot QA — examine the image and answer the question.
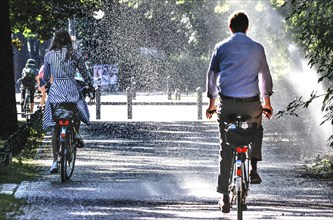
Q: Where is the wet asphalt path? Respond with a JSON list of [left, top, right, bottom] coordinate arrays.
[[14, 120, 333, 219]]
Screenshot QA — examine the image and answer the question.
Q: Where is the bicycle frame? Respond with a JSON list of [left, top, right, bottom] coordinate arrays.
[[225, 115, 255, 220], [229, 145, 250, 208], [22, 88, 34, 119], [53, 103, 77, 182]]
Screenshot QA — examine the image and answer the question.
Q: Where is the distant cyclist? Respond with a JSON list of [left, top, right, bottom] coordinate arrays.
[[18, 59, 38, 112]]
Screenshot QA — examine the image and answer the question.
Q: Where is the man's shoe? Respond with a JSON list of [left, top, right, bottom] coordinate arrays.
[[74, 132, 84, 148], [50, 162, 58, 174], [218, 195, 231, 213], [250, 170, 262, 184], [75, 138, 84, 148]]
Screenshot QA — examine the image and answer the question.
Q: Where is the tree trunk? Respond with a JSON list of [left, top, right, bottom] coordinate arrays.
[[0, 0, 18, 139]]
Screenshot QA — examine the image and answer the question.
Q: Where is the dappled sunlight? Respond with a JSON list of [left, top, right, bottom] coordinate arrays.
[[62, 187, 97, 191], [278, 49, 332, 151], [70, 205, 223, 219], [180, 177, 218, 198], [154, 139, 217, 146], [69, 211, 109, 217]]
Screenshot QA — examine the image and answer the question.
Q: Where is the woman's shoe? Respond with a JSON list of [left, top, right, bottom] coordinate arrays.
[[50, 162, 58, 174]]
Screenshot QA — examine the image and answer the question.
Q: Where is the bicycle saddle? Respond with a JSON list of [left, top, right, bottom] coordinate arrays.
[[53, 103, 76, 120], [227, 113, 251, 122]]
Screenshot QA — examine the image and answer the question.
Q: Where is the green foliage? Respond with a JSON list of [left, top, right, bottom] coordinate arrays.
[[0, 159, 42, 183], [270, 0, 286, 7], [17, 117, 45, 162], [289, 1, 333, 78], [169, 51, 208, 90], [274, 0, 333, 147], [76, 0, 220, 90], [303, 155, 333, 179], [0, 117, 44, 182], [276, 91, 323, 117], [0, 113, 43, 220], [0, 194, 26, 220], [9, 0, 102, 40], [8, 0, 300, 92]]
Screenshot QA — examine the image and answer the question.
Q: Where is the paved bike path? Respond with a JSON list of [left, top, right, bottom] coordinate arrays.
[[14, 121, 333, 219]]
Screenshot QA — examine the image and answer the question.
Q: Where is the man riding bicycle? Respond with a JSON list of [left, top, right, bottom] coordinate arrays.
[[205, 11, 273, 213], [18, 59, 38, 113]]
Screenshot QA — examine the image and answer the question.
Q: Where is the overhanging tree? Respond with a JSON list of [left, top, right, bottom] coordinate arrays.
[[274, 0, 333, 147], [0, 0, 102, 139], [0, 0, 18, 139]]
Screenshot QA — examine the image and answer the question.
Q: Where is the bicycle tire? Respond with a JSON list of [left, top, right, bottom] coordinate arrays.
[[20, 104, 25, 118], [23, 94, 29, 118], [241, 159, 248, 191], [24, 89, 34, 118], [237, 189, 243, 220], [60, 141, 67, 182], [237, 162, 244, 220], [229, 153, 236, 186], [65, 130, 76, 180], [241, 162, 248, 211], [60, 128, 76, 182]]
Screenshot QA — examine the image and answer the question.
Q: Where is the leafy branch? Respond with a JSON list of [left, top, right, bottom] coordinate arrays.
[[276, 91, 322, 118]]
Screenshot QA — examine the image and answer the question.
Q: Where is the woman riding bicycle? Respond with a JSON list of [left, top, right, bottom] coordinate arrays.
[[42, 30, 93, 173]]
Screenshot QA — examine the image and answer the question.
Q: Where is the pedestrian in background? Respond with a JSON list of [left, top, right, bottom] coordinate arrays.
[[36, 64, 50, 110]]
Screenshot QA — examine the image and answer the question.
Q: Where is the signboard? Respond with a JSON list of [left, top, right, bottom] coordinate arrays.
[[93, 64, 119, 92]]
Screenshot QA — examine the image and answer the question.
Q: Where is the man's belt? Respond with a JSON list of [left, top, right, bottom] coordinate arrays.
[[53, 77, 71, 80], [220, 95, 260, 103]]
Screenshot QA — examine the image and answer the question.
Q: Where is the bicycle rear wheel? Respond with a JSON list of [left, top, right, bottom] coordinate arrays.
[[60, 131, 76, 182], [236, 168, 244, 220], [237, 188, 243, 220], [66, 137, 76, 180], [23, 95, 30, 119]]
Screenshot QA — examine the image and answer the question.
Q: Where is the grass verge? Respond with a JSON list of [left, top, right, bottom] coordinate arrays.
[[0, 159, 42, 183], [0, 194, 26, 220], [302, 154, 333, 179], [0, 120, 44, 220]]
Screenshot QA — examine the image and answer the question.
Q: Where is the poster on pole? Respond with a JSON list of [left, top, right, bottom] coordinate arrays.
[[93, 64, 119, 93]]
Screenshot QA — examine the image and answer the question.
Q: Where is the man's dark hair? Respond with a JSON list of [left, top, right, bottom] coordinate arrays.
[[228, 11, 249, 33]]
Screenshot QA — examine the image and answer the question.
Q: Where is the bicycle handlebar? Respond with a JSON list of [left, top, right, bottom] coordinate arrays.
[[207, 108, 272, 116], [262, 108, 272, 115], [207, 109, 216, 115], [262, 108, 272, 118]]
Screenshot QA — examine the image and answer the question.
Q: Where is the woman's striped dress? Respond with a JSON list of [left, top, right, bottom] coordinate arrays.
[[42, 47, 93, 130]]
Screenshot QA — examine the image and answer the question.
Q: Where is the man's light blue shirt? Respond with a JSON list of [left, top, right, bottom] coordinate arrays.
[[207, 32, 273, 98]]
